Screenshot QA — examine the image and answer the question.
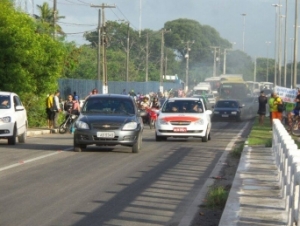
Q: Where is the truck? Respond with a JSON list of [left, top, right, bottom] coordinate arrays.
[[193, 82, 212, 95]]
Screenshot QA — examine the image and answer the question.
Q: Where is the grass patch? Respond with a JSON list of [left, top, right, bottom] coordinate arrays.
[[206, 185, 229, 209], [231, 143, 244, 158], [248, 116, 272, 146]]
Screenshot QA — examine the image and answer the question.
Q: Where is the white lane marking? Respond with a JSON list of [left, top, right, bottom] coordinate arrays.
[[0, 147, 73, 172], [178, 122, 249, 226]]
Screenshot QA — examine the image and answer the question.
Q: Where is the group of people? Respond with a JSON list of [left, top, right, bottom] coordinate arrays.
[[257, 89, 300, 131], [46, 90, 81, 130]]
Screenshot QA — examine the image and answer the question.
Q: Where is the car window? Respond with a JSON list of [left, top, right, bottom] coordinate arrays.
[[0, 95, 11, 109], [83, 98, 135, 115], [216, 101, 238, 108], [162, 100, 203, 113]]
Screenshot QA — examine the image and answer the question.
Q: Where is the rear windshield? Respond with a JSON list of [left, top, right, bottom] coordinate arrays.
[[82, 98, 135, 115], [162, 100, 203, 113]]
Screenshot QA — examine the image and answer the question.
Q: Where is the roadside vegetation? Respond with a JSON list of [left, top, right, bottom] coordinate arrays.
[[1, 0, 287, 127], [247, 117, 272, 146]]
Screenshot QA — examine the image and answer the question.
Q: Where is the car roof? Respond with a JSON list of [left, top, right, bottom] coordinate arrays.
[[167, 97, 203, 101], [0, 91, 15, 96], [87, 94, 133, 100], [216, 99, 240, 103]]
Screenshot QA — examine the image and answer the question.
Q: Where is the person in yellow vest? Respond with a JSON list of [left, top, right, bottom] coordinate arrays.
[[268, 93, 275, 126], [272, 93, 283, 121], [46, 93, 54, 129]]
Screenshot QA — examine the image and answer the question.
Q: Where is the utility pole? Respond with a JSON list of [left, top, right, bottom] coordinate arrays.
[[91, 3, 116, 94], [126, 22, 130, 82], [283, 0, 288, 87], [223, 48, 232, 74], [210, 46, 219, 77], [254, 57, 257, 82], [266, 41, 271, 82], [182, 40, 195, 92], [53, 0, 57, 39], [145, 32, 149, 82], [293, 0, 299, 88], [159, 28, 171, 93]]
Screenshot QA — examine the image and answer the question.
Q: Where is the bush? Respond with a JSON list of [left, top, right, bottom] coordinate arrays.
[[206, 185, 229, 209]]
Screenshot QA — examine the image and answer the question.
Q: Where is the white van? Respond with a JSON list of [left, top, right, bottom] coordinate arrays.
[[193, 83, 212, 95]]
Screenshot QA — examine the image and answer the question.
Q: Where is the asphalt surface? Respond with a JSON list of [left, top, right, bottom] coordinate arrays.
[[0, 122, 251, 226]]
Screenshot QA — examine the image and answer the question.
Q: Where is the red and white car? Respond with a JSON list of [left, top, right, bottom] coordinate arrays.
[[155, 97, 212, 142]]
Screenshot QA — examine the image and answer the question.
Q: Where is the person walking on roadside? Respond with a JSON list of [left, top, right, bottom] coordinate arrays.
[[46, 93, 54, 129], [257, 90, 268, 125], [52, 90, 62, 128], [268, 93, 275, 126]]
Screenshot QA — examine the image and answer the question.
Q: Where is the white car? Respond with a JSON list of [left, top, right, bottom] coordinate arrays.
[[155, 97, 212, 142], [0, 92, 27, 145]]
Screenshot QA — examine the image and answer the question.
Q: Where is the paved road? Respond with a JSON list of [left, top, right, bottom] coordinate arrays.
[[0, 121, 252, 226]]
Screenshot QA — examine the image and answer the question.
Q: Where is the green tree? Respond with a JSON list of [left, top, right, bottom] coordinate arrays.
[[0, 1, 65, 126]]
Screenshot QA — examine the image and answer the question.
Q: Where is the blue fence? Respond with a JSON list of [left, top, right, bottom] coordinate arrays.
[[58, 79, 183, 100]]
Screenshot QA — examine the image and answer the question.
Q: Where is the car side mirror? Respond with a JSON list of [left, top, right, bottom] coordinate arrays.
[[15, 105, 25, 111]]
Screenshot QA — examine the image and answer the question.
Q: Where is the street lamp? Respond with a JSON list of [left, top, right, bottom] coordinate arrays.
[[182, 40, 194, 92], [290, 38, 294, 88], [241, 14, 246, 51], [272, 3, 282, 86], [266, 41, 271, 82]]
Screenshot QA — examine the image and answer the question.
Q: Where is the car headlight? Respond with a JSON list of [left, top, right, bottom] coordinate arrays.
[[213, 111, 219, 114], [158, 119, 169, 125], [194, 119, 204, 125], [231, 111, 237, 115], [123, 122, 137, 130], [75, 121, 89, 129], [0, 116, 11, 123]]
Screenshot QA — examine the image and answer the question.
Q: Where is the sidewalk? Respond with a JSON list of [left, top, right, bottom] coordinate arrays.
[[27, 127, 58, 137], [219, 145, 288, 225]]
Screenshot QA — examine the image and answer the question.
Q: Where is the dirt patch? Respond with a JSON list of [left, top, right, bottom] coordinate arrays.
[[190, 150, 240, 226]]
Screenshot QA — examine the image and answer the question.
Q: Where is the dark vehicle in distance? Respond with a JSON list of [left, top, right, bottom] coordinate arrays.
[[212, 100, 244, 122], [73, 94, 143, 153]]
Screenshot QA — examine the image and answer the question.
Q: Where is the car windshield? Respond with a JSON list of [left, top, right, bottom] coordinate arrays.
[[161, 100, 203, 113], [82, 98, 135, 115], [0, 95, 11, 109], [216, 101, 238, 108]]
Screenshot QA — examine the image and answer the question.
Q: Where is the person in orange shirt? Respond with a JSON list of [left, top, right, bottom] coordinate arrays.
[[272, 93, 283, 121]]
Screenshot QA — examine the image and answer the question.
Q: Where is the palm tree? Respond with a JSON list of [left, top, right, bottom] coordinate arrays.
[[35, 2, 65, 36]]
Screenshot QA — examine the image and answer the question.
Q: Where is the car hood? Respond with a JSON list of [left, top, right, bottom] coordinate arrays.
[[159, 113, 204, 122], [78, 114, 137, 124]]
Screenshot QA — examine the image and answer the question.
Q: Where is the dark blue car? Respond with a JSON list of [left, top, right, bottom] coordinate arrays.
[[212, 100, 244, 122]]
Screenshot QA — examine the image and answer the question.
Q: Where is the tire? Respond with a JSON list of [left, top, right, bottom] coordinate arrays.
[[291, 119, 300, 136], [18, 128, 27, 143], [59, 122, 68, 134], [208, 132, 211, 141], [155, 133, 166, 141], [202, 129, 208, 142], [74, 140, 86, 152], [8, 125, 17, 145], [132, 133, 142, 153], [149, 119, 155, 129]]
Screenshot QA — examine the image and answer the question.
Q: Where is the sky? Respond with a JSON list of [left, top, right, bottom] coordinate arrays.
[[22, 0, 299, 61]]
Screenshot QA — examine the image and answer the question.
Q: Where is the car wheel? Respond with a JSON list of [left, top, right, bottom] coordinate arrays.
[[18, 127, 27, 143], [155, 133, 166, 141], [74, 140, 86, 152], [202, 129, 208, 142], [8, 125, 17, 145], [208, 132, 211, 141], [132, 133, 142, 153]]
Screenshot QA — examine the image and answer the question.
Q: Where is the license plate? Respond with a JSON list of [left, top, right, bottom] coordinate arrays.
[[97, 132, 115, 138], [222, 114, 229, 117], [173, 127, 187, 132]]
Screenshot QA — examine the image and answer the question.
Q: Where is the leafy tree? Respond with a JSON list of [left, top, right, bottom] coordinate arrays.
[[35, 2, 65, 36], [0, 0, 65, 126]]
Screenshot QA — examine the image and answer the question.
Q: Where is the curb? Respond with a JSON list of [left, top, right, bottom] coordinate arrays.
[[27, 129, 58, 137]]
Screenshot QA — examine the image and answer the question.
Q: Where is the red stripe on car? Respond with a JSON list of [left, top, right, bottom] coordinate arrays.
[[163, 116, 199, 122]]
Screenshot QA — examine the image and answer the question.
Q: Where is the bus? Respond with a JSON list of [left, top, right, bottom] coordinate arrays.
[[218, 81, 251, 100], [204, 74, 244, 94], [260, 82, 274, 90], [246, 81, 261, 94]]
